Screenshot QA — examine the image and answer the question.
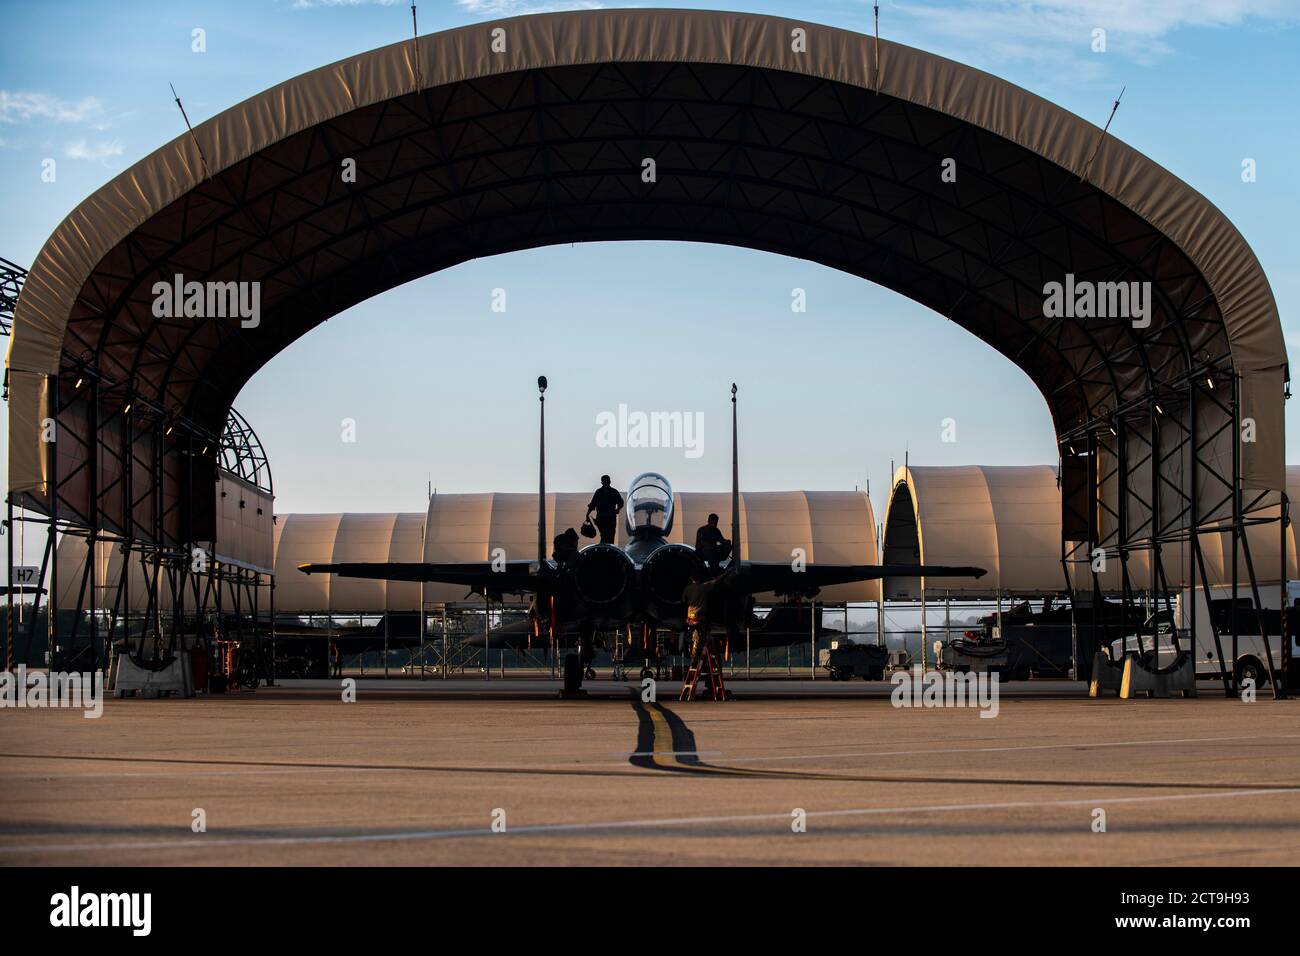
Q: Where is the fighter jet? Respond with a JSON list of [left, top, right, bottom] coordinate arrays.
[[299, 379, 986, 694]]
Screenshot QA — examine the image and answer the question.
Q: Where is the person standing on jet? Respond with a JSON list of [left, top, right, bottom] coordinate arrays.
[[694, 512, 732, 573], [586, 475, 624, 545]]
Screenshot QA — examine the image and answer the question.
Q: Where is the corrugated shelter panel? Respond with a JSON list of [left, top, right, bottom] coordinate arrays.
[[984, 466, 1062, 594], [1240, 367, 1286, 491], [424, 493, 493, 563], [329, 513, 398, 612], [215, 482, 240, 570], [273, 514, 343, 612], [487, 493, 545, 565], [805, 492, 878, 564], [7, 370, 48, 497], [7, 9, 1284, 506], [214, 474, 274, 573], [388, 512, 424, 612], [248, 487, 275, 572], [884, 466, 1001, 598], [741, 491, 812, 563], [801, 491, 880, 603]]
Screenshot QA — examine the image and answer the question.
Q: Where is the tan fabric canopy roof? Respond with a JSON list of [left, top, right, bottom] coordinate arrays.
[[56, 471, 1298, 612], [266, 488, 879, 613], [8, 8, 1284, 510], [883, 465, 1300, 599]]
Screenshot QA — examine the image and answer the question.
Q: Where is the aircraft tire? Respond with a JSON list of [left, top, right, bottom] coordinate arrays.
[[563, 653, 582, 693]]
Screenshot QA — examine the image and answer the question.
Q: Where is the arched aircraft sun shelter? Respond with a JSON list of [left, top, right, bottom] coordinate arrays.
[[267, 489, 879, 614], [884, 464, 1300, 602], [5, 9, 1286, 676]]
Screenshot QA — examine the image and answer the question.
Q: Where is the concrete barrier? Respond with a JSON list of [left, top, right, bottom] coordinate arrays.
[[1088, 651, 1126, 697], [110, 653, 195, 698], [1120, 652, 1197, 699]]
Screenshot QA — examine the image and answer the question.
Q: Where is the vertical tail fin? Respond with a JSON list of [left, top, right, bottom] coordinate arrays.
[[538, 375, 548, 564], [731, 383, 740, 562]]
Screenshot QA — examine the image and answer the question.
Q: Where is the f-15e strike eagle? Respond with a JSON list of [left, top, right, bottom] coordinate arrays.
[[300, 379, 985, 695]]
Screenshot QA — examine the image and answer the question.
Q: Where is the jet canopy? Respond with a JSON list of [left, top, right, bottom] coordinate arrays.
[[625, 472, 674, 535]]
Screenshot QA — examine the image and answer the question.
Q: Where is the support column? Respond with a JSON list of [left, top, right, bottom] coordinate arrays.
[[6, 493, 14, 671]]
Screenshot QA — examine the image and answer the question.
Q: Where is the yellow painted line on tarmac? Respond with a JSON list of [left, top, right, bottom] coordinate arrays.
[[641, 701, 870, 780], [645, 702, 684, 770]]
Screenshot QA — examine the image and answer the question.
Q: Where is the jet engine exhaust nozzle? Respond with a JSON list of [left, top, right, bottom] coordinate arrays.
[[571, 545, 634, 606], [641, 544, 704, 609]]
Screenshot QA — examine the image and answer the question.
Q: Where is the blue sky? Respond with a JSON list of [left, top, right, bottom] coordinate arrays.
[[2, 0, 1298, 532]]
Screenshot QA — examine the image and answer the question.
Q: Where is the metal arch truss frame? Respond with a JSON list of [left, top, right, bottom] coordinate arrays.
[[1058, 365, 1291, 698], [5, 270, 275, 674], [0, 257, 24, 337], [218, 406, 273, 496]]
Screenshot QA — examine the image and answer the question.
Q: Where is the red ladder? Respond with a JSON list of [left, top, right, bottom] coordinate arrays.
[[680, 640, 729, 701]]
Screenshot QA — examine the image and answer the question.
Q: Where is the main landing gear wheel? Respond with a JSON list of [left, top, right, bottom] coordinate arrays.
[[585, 666, 597, 680], [639, 667, 653, 680], [562, 653, 584, 696]]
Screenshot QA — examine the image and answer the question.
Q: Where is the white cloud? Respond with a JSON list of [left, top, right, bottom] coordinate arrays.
[[292, 0, 401, 7], [889, 0, 1299, 68], [0, 91, 102, 125], [64, 139, 124, 163], [455, 0, 605, 15]]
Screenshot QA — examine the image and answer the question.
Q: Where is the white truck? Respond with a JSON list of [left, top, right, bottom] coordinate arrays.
[[1108, 582, 1299, 687]]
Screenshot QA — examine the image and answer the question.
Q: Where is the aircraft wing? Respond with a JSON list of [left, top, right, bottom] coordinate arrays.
[[298, 561, 547, 595], [727, 562, 986, 597]]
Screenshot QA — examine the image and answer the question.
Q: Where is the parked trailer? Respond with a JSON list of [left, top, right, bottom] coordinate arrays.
[[938, 637, 1010, 676], [944, 600, 1147, 680], [819, 641, 888, 680]]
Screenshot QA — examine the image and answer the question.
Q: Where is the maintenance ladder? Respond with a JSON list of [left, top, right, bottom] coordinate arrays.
[[680, 640, 729, 701]]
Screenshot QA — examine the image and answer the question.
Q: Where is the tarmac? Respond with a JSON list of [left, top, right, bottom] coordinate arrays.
[[2, 678, 1299, 865]]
